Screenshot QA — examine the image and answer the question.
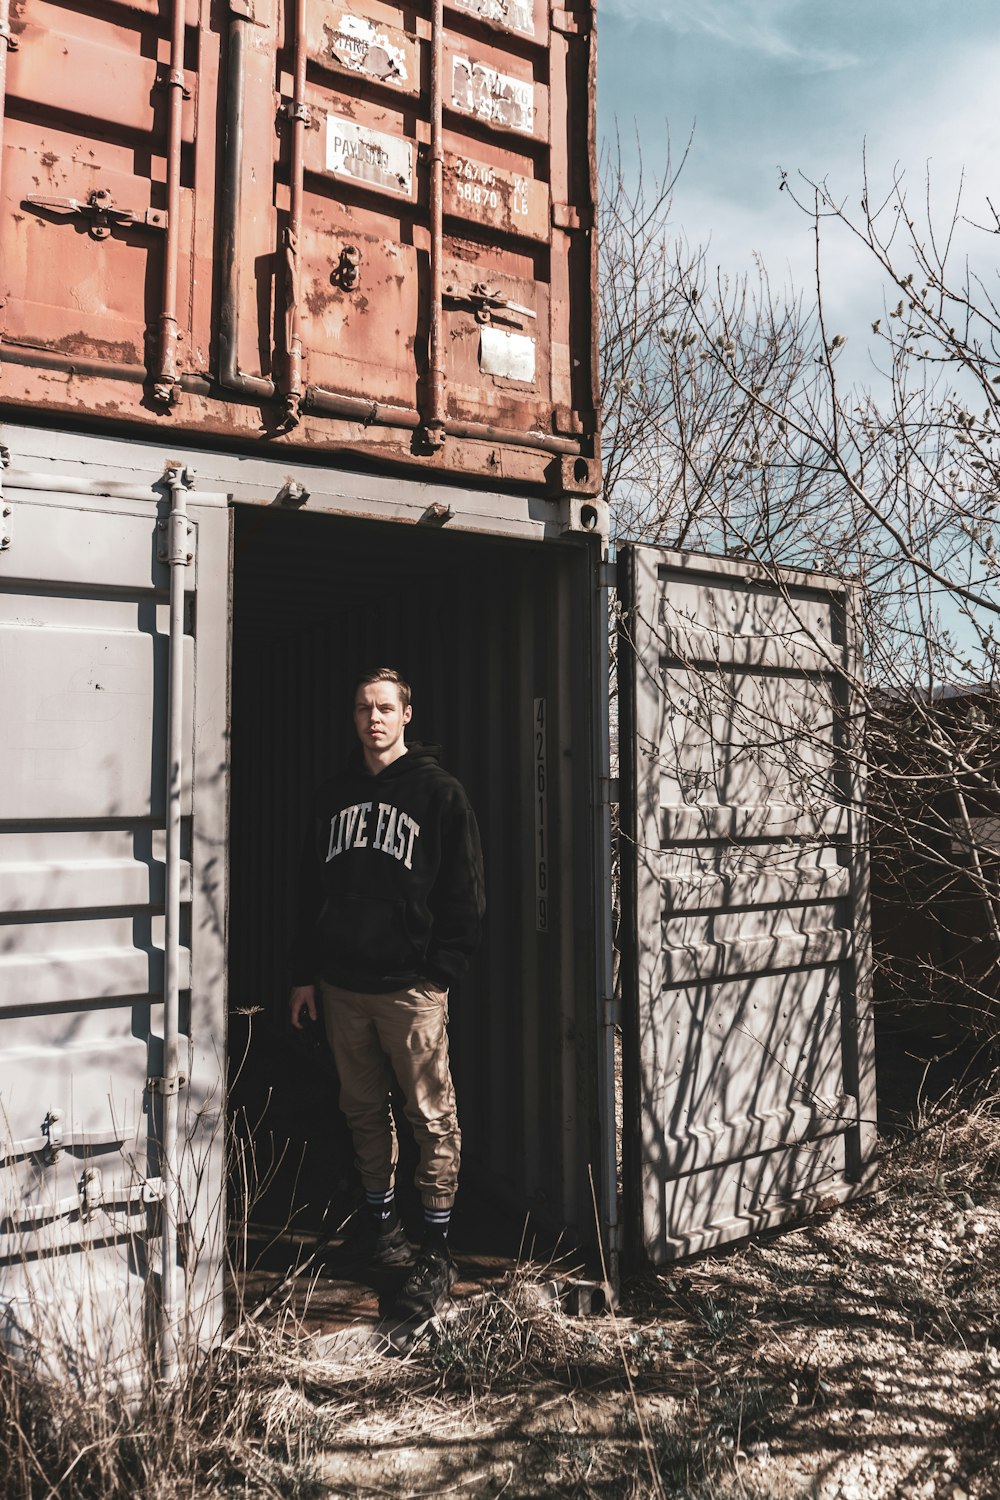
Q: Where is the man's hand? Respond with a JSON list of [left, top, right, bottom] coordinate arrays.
[[289, 984, 318, 1029]]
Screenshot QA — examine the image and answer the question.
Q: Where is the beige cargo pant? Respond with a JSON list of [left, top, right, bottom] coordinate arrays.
[[320, 980, 460, 1211]]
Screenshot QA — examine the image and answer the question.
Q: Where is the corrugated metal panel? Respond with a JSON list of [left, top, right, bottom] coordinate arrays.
[[0, 444, 228, 1369], [618, 544, 877, 1264], [0, 0, 599, 496], [228, 505, 603, 1238]]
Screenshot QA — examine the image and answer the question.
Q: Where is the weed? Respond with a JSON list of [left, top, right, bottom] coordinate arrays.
[[428, 1269, 587, 1393]]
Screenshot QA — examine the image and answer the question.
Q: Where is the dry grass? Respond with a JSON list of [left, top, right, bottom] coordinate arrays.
[[4, 1094, 1000, 1498]]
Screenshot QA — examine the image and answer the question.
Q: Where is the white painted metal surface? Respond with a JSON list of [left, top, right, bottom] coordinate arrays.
[[618, 544, 877, 1263], [0, 440, 229, 1374]]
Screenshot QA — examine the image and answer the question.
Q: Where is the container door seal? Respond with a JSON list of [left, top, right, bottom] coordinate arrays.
[[617, 543, 878, 1265]]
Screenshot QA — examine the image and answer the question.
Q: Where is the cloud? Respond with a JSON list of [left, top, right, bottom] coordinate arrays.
[[601, 0, 859, 72]]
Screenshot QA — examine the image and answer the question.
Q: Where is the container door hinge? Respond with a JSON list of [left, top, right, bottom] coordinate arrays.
[[551, 7, 590, 36], [603, 995, 621, 1028], [600, 775, 620, 806], [23, 189, 168, 240], [157, 517, 196, 566], [599, 559, 617, 591], [0, 444, 9, 552], [147, 1073, 188, 1097], [604, 1222, 623, 1255], [551, 202, 581, 230]]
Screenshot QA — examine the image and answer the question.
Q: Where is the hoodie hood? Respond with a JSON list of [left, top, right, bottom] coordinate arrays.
[[346, 741, 443, 780]]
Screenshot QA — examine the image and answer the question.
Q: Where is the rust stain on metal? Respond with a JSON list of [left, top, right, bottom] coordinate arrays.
[[304, 285, 336, 318], [50, 332, 142, 365]]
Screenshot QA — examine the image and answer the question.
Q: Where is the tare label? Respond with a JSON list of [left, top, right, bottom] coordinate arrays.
[[451, 56, 536, 136], [450, 0, 535, 37], [312, 9, 417, 96], [325, 116, 414, 198], [534, 697, 549, 932]]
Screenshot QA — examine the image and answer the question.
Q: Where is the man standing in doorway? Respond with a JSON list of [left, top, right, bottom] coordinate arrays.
[[289, 668, 485, 1323]]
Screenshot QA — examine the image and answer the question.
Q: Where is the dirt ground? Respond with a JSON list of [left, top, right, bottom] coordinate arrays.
[[245, 1104, 1000, 1500]]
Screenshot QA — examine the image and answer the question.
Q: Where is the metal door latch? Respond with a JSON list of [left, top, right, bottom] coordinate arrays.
[[443, 281, 537, 327], [23, 188, 168, 240]]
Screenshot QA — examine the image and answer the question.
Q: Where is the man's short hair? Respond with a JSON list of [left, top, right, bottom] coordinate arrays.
[[354, 667, 412, 710]]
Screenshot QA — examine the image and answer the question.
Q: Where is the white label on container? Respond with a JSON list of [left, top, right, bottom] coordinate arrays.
[[534, 697, 549, 932], [325, 116, 413, 197], [326, 13, 409, 86], [451, 0, 535, 37], [451, 56, 535, 135], [479, 326, 536, 383]]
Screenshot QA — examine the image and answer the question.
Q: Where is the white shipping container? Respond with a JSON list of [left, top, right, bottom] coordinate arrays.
[[0, 423, 877, 1365]]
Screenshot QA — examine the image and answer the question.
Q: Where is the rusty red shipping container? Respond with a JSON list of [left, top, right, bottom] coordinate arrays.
[[0, 0, 599, 497]]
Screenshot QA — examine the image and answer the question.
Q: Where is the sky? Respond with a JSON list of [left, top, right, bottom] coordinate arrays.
[[597, 0, 1000, 386]]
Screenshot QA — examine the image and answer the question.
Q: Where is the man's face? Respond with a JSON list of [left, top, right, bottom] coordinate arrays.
[[354, 680, 412, 757]]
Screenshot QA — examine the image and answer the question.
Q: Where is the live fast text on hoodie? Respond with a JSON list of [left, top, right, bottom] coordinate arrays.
[[291, 744, 486, 995]]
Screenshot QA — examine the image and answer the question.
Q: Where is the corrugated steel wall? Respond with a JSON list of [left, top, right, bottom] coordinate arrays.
[[229, 505, 602, 1238], [0, 0, 598, 495], [619, 545, 877, 1263], [0, 450, 229, 1367]]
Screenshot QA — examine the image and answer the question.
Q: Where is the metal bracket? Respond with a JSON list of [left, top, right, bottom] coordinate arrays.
[[156, 68, 192, 100], [23, 188, 168, 240], [602, 995, 621, 1028], [274, 479, 310, 508], [279, 99, 312, 125], [142, 1176, 165, 1204], [78, 1168, 104, 1220], [598, 560, 618, 591], [600, 775, 620, 805], [42, 1109, 64, 1163], [146, 1074, 188, 1097], [418, 501, 453, 527], [156, 517, 196, 566], [443, 281, 537, 328]]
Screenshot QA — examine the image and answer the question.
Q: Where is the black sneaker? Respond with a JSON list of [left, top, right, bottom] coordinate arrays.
[[369, 1220, 414, 1270], [390, 1242, 457, 1323], [333, 1214, 414, 1271]]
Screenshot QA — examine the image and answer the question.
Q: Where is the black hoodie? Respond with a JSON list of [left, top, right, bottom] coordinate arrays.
[[290, 744, 485, 994]]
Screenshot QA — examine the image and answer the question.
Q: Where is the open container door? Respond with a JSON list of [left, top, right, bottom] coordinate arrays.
[[0, 430, 229, 1373], [617, 543, 878, 1265]]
